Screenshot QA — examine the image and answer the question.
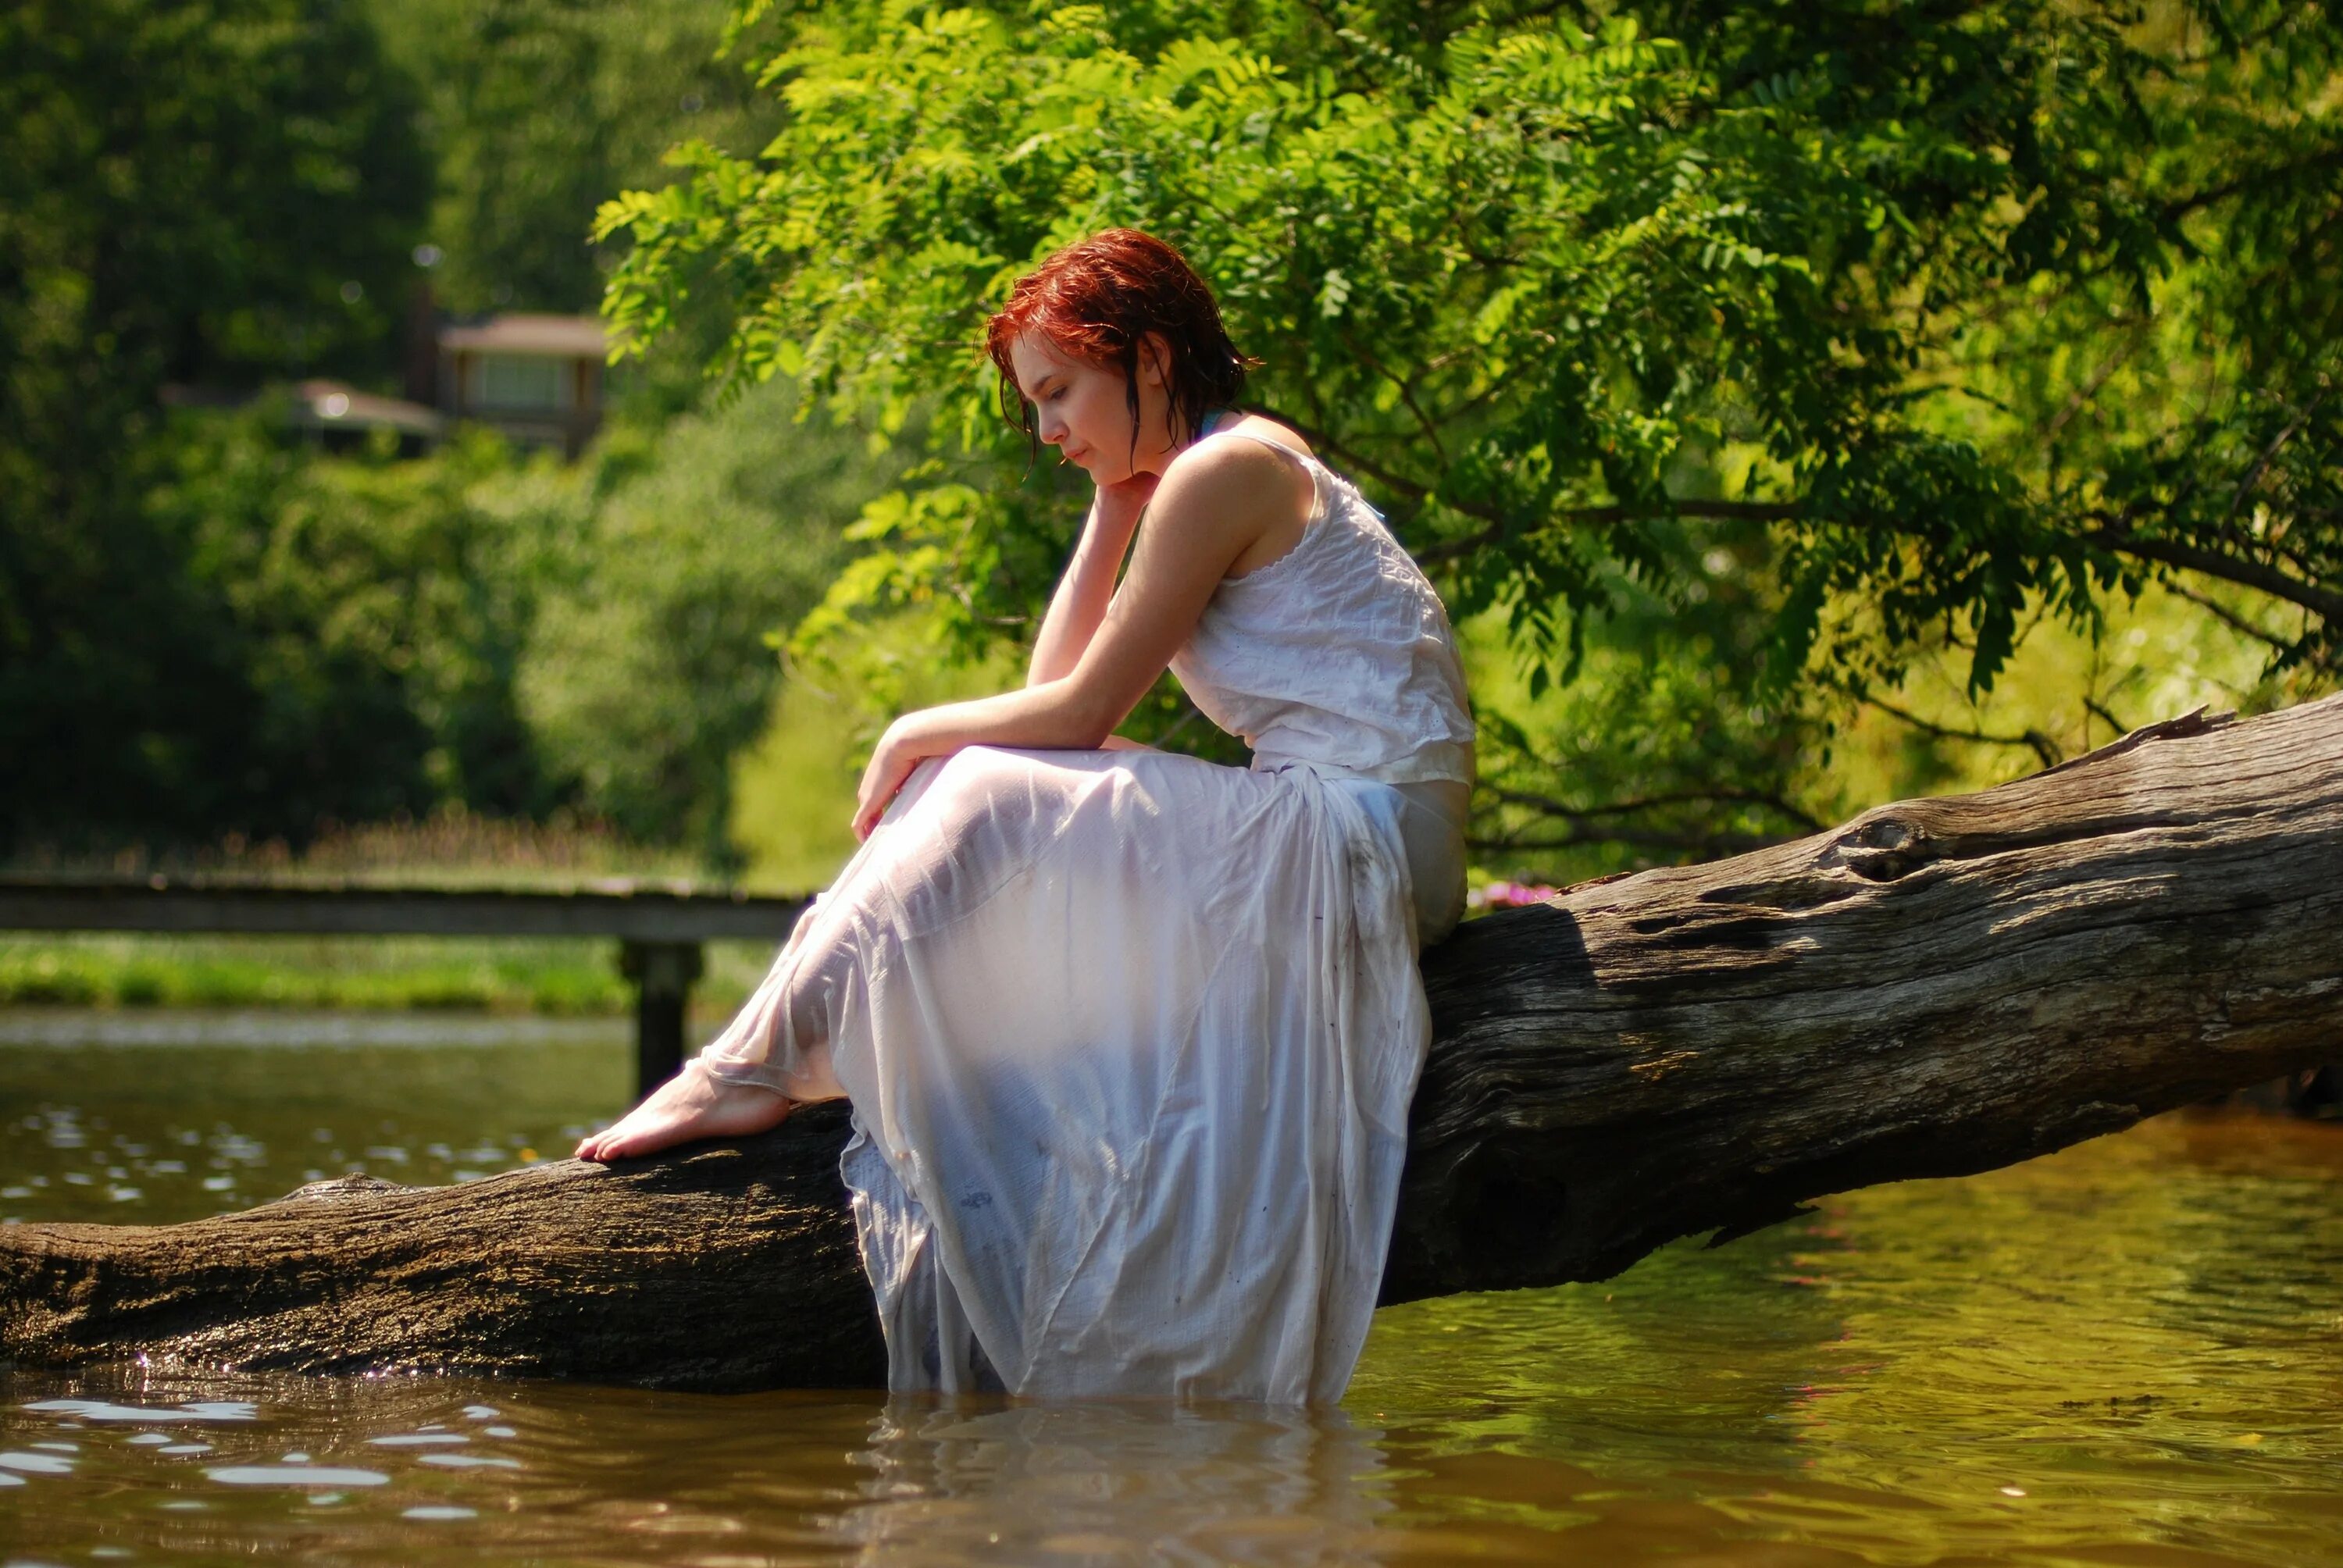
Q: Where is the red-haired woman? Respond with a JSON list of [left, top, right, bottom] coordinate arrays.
[[578, 230, 1475, 1403]]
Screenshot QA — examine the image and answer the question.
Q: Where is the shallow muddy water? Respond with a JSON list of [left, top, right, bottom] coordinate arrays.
[[2, 1011, 2341, 1566]]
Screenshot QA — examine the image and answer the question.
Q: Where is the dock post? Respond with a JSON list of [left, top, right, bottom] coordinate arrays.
[[621, 939, 704, 1097]]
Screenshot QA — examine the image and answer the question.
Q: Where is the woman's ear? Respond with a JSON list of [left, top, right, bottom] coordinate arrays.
[[1138, 331, 1174, 389]]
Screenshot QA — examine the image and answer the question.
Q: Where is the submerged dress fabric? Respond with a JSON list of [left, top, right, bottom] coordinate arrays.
[[700, 428, 1475, 1403]]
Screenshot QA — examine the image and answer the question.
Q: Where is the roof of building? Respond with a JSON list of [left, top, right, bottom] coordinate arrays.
[[437, 314, 609, 358], [290, 380, 444, 437]]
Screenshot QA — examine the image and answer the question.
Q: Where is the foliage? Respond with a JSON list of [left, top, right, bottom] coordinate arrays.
[[10, 0, 2334, 875], [367, 0, 778, 317], [0, 0, 869, 858], [1, 0, 430, 410], [128, 416, 553, 837], [597, 0, 2340, 861], [166, 376, 890, 857], [1464, 519, 1828, 877], [514, 376, 893, 860], [5, 376, 880, 857], [0, 0, 438, 848], [0, 0, 433, 851], [729, 611, 1025, 888]]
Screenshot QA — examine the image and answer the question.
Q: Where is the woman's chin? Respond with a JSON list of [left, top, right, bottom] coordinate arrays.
[[1080, 458, 1141, 486]]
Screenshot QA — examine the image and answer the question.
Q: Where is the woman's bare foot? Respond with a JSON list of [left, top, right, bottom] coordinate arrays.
[[573, 1059, 795, 1163]]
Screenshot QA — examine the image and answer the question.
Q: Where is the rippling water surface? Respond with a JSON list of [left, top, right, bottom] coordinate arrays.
[[2, 1012, 2340, 1566]]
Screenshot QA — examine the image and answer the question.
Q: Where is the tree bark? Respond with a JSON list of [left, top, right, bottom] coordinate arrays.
[[5, 696, 2341, 1392]]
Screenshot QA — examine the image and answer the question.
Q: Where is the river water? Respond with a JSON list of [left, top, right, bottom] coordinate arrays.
[[1, 1011, 2339, 1566]]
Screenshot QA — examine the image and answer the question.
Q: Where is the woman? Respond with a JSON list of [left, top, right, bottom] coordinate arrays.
[[576, 230, 1475, 1404]]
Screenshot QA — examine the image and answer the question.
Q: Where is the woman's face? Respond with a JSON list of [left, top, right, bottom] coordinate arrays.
[[1008, 330, 1177, 485]]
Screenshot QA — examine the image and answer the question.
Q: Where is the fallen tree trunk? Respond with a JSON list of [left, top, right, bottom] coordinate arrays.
[[5, 696, 2341, 1390]]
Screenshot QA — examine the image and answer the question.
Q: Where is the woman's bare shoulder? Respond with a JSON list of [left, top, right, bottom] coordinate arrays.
[[1161, 414, 1314, 490], [1147, 416, 1318, 580], [1161, 417, 1316, 511], [1212, 411, 1313, 459]]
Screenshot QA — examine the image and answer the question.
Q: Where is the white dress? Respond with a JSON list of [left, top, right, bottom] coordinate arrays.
[[700, 427, 1476, 1403]]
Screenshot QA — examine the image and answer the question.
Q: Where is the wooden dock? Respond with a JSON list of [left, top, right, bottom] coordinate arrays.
[[0, 874, 810, 1095]]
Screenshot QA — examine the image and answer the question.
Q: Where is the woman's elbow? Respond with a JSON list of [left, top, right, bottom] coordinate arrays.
[[1055, 685, 1127, 750]]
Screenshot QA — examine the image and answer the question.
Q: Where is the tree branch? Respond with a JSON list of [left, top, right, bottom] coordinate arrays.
[[2164, 580, 2296, 651], [1481, 783, 1824, 833], [2089, 527, 2343, 626], [1865, 694, 2063, 768], [2227, 391, 2328, 523], [1469, 828, 1786, 857], [2159, 148, 2343, 225], [1414, 499, 1801, 562]]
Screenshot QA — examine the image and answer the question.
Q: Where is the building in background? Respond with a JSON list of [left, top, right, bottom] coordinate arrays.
[[285, 379, 445, 454], [163, 301, 612, 460], [413, 311, 610, 458], [161, 379, 445, 456]]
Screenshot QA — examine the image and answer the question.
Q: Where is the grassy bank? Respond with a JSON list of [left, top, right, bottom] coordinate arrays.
[[0, 934, 781, 1017]]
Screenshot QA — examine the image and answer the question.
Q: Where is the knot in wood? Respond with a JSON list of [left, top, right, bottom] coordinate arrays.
[[1822, 814, 1934, 882]]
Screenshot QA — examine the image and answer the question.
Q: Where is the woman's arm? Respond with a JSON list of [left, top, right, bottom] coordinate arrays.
[[852, 442, 1294, 838], [1027, 473, 1157, 686]]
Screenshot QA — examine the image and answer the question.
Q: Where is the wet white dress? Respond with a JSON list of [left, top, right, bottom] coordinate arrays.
[[698, 426, 1475, 1403]]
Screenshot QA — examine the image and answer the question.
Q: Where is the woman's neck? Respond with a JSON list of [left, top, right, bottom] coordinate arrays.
[[1139, 408, 1232, 476]]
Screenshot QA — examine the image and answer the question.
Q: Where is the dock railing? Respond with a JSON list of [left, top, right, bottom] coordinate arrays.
[[0, 874, 809, 1096]]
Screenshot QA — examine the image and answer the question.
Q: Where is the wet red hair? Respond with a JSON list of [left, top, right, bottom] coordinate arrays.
[[985, 229, 1261, 465]]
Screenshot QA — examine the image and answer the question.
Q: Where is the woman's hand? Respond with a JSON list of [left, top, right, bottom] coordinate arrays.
[[1093, 469, 1161, 538], [853, 719, 926, 843]]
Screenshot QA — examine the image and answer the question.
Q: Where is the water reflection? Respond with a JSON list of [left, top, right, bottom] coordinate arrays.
[[0, 1013, 629, 1220], [1, 1014, 2340, 1565], [0, 1371, 1439, 1566], [838, 1402, 1395, 1565]]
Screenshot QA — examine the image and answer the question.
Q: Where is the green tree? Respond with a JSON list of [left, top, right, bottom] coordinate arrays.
[[598, 0, 2339, 867], [141, 419, 554, 833], [512, 376, 897, 861], [0, 0, 432, 850], [369, 0, 777, 317]]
